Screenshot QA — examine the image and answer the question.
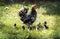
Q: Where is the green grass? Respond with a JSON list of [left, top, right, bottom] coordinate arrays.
[[0, 2, 60, 39]]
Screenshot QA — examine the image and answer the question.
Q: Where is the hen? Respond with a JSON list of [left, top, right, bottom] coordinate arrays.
[[18, 4, 37, 27]]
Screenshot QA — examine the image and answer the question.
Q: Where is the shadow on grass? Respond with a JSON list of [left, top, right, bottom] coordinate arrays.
[[46, 2, 60, 15], [0, 21, 5, 29], [53, 37, 60, 39], [36, 2, 60, 15], [0, 1, 35, 6]]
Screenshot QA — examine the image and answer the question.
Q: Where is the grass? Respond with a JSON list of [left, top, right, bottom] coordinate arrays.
[[0, 2, 60, 39]]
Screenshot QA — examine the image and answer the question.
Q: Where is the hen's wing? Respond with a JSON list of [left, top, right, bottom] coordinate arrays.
[[23, 7, 37, 25]]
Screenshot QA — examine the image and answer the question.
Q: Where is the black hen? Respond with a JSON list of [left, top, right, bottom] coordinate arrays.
[[18, 4, 37, 26], [24, 7, 37, 25]]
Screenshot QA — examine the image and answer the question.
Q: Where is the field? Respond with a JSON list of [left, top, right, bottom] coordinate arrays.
[[0, 2, 60, 39]]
